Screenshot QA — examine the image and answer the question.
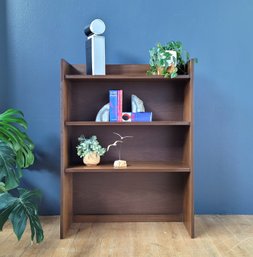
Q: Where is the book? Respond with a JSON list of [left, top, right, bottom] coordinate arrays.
[[132, 112, 152, 122], [109, 90, 118, 122], [117, 90, 123, 122]]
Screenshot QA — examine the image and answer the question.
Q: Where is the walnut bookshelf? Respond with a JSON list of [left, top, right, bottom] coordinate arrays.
[[60, 60, 194, 238]]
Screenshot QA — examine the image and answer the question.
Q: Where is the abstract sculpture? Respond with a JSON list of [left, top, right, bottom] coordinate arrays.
[[131, 94, 145, 112], [95, 103, 109, 122], [107, 132, 133, 168], [84, 19, 106, 75]]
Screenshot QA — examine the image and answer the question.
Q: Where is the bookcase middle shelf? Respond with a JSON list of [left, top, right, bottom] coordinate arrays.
[[65, 162, 191, 173], [65, 121, 191, 126]]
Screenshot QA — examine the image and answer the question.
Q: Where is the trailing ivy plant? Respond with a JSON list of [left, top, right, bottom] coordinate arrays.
[[0, 109, 44, 243], [147, 41, 195, 78]]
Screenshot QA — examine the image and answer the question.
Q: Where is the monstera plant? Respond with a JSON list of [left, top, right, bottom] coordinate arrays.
[[0, 109, 44, 243]]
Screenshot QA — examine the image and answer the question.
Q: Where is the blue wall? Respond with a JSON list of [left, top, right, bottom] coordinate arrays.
[[2, 0, 253, 214], [0, 0, 8, 106]]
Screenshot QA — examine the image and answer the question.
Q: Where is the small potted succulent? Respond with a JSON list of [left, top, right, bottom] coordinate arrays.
[[76, 135, 106, 166], [147, 41, 191, 78]]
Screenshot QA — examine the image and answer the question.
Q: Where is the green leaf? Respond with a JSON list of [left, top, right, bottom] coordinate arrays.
[[0, 109, 34, 169], [0, 189, 44, 243], [0, 202, 16, 231], [171, 72, 178, 78], [0, 183, 6, 193], [0, 192, 17, 210], [0, 141, 21, 190], [9, 206, 27, 240]]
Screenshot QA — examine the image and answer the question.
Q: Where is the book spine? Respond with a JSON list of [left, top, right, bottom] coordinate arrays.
[[132, 112, 152, 122], [109, 90, 118, 122], [117, 90, 123, 122]]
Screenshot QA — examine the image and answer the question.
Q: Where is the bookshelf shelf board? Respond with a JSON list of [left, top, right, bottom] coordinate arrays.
[[65, 121, 191, 126], [65, 74, 190, 81], [65, 162, 190, 173]]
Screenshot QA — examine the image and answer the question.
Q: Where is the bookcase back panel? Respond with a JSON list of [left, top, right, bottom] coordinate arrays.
[[67, 80, 187, 121], [68, 126, 188, 165], [73, 172, 186, 215]]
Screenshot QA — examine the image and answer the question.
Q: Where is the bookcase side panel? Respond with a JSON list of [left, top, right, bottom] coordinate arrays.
[[183, 60, 194, 237], [60, 59, 73, 238]]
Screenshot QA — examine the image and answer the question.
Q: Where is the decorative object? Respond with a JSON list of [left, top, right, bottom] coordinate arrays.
[[96, 93, 146, 122], [113, 160, 127, 168], [95, 103, 109, 122], [76, 135, 106, 166], [121, 112, 153, 122], [83, 152, 100, 166], [147, 41, 191, 78], [131, 94, 145, 112], [107, 132, 133, 168], [84, 19, 106, 75], [0, 109, 44, 243], [122, 112, 132, 122]]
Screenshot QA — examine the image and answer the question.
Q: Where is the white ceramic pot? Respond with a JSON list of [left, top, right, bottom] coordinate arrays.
[[83, 152, 100, 166]]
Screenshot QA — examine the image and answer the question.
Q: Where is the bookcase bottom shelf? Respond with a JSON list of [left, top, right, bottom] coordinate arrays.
[[73, 214, 182, 223], [61, 166, 194, 238]]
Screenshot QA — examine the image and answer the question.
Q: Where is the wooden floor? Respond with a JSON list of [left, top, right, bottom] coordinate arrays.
[[0, 216, 253, 257]]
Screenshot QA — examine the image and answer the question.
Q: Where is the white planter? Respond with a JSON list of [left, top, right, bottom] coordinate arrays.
[[83, 152, 100, 166]]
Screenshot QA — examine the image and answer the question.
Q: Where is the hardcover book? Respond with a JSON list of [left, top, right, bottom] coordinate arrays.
[[109, 90, 118, 122], [117, 90, 123, 122], [132, 112, 153, 122]]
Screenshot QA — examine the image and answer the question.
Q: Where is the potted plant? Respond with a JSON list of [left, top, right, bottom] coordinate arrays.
[[77, 135, 106, 166], [147, 41, 191, 78], [0, 109, 44, 243]]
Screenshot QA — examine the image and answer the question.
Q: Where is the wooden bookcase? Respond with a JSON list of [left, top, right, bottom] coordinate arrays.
[[60, 59, 194, 238]]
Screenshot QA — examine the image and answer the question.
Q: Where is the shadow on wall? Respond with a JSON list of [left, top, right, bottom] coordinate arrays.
[[31, 136, 61, 175], [20, 135, 61, 215]]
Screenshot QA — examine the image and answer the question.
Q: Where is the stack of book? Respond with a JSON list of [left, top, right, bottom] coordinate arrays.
[[109, 90, 152, 122]]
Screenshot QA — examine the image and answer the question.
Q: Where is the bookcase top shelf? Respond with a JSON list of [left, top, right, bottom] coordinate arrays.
[[65, 121, 191, 126], [62, 61, 191, 81], [65, 162, 190, 173], [65, 74, 190, 81]]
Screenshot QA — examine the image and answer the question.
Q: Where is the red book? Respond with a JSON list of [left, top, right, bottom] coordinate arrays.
[[117, 90, 123, 122]]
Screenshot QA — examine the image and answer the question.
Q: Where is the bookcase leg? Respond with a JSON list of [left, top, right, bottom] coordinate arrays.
[[60, 173, 73, 239], [183, 173, 194, 238]]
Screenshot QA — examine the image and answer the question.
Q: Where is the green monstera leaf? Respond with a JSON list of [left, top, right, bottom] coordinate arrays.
[[0, 141, 22, 190], [0, 189, 44, 243], [0, 108, 44, 243], [0, 109, 34, 169]]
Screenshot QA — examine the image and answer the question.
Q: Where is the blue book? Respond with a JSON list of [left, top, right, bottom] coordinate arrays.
[[109, 90, 118, 122], [132, 112, 152, 122]]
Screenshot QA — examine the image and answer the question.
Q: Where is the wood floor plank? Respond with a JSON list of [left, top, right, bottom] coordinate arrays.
[[1, 215, 253, 257]]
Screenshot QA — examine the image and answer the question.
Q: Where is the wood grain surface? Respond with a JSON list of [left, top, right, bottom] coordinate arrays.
[[1, 216, 253, 257], [61, 60, 194, 238]]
